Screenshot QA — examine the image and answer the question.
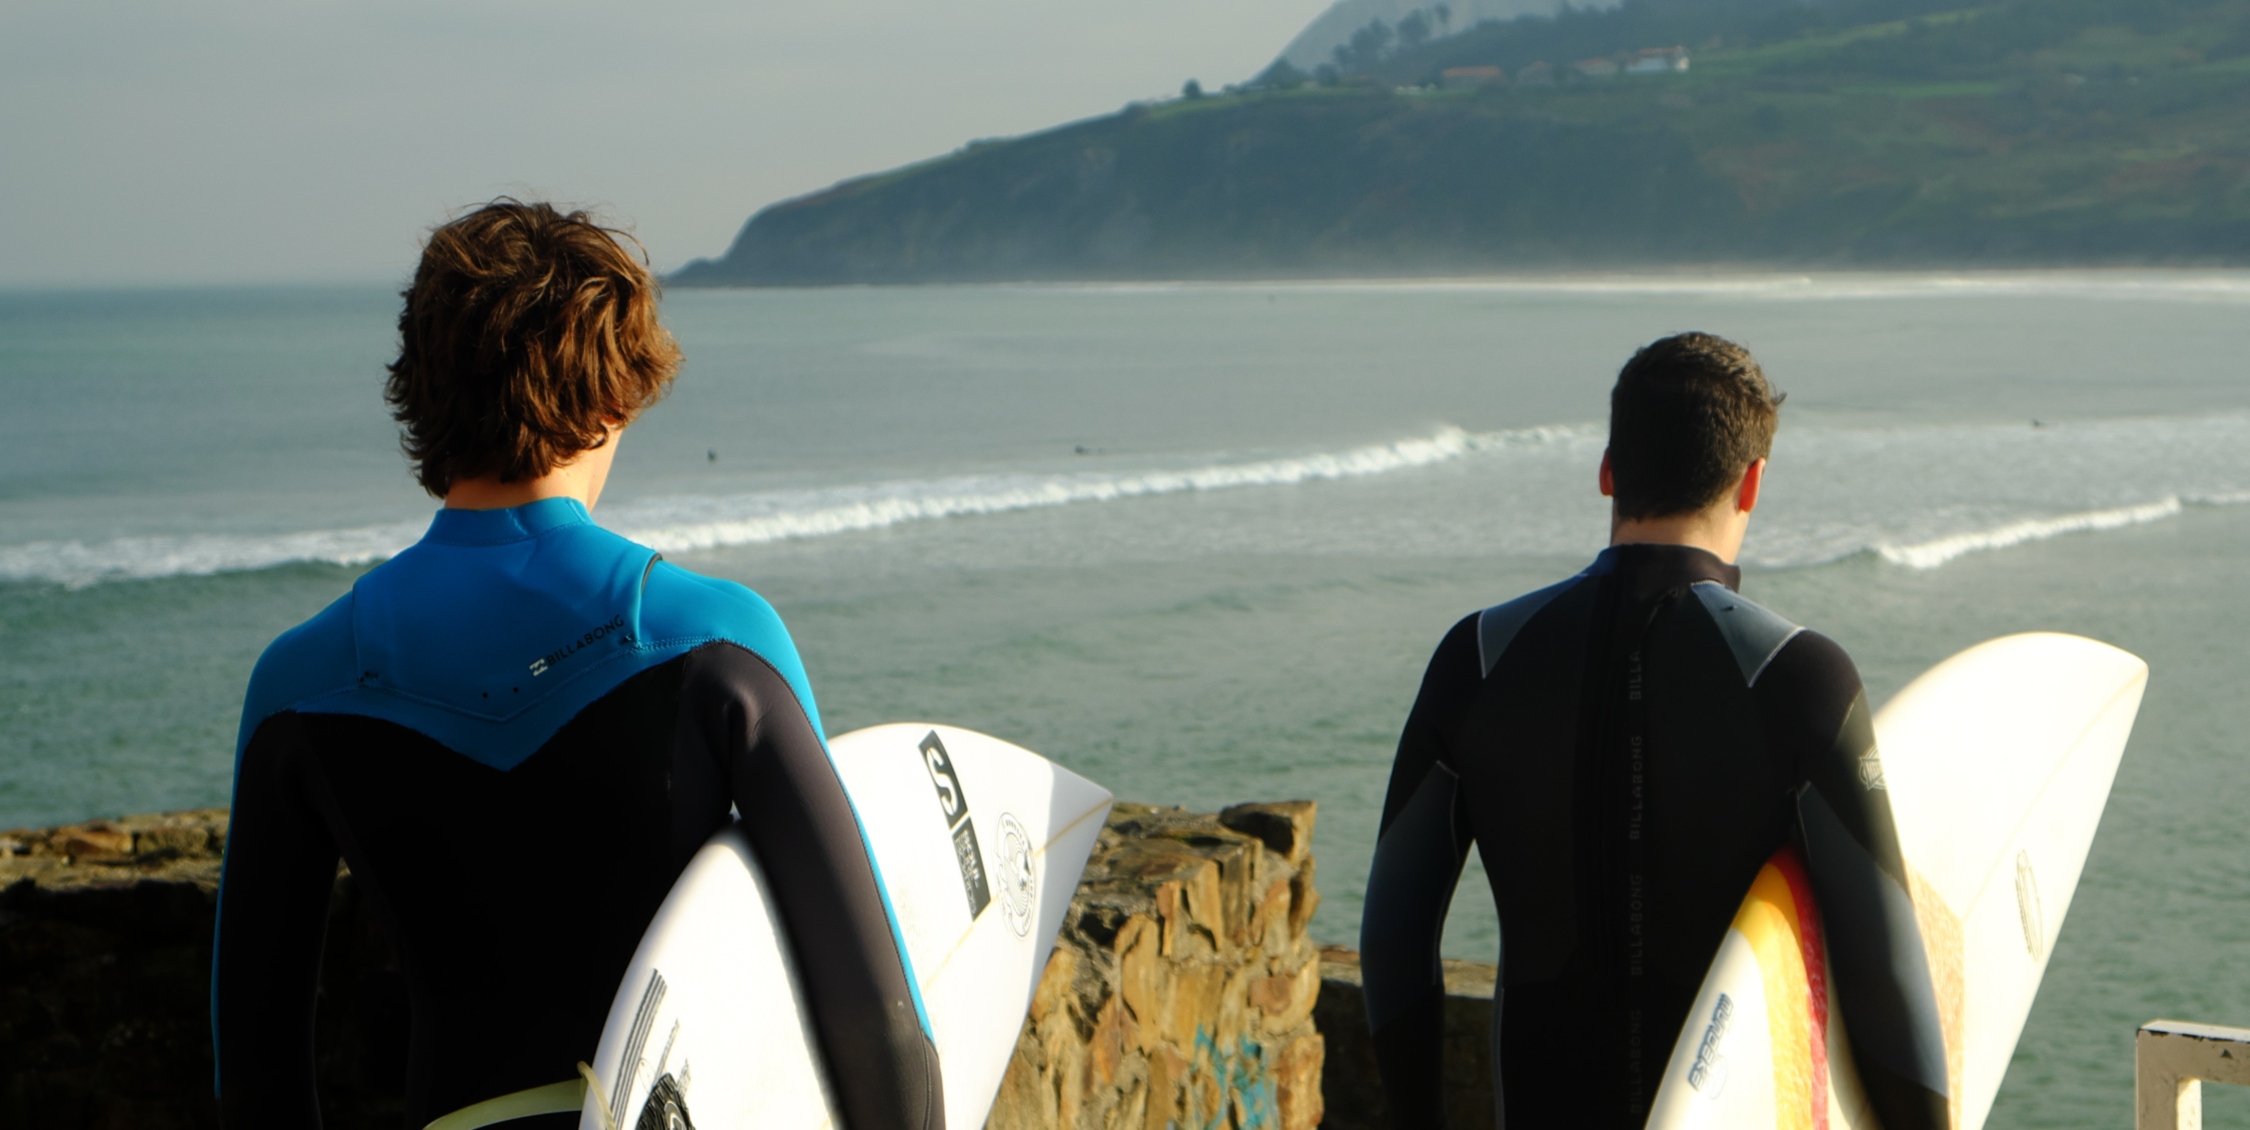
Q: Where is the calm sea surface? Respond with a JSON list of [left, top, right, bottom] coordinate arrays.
[[4, 275, 2248, 1127]]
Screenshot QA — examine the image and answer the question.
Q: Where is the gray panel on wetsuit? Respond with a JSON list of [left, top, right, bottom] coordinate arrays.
[[1688, 581, 1804, 687], [1478, 578, 1578, 677], [1361, 763, 1477, 1033]]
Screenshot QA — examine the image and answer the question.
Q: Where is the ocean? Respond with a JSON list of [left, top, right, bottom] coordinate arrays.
[[4, 274, 2247, 1126]]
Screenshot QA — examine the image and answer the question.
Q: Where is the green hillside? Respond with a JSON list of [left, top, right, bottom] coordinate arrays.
[[673, 0, 2250, 285]]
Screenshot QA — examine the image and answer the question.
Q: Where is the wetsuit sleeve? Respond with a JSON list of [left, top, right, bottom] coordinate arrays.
[[213, 713, 342, 1127], [682, 643, 944, 1130], [1759, 632, 1949, 1130], [1362, 613, 1482, 1130]]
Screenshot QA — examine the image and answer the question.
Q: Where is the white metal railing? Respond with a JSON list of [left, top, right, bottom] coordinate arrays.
[[2137, 1019, 2250, 1129]]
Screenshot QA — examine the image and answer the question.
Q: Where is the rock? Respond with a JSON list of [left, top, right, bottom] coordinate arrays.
[[0, 808, 423, 1129], [1313, 944, 1500, 1129], [1218, 800, 1317, 865], [984, 801, 1325, 1130]]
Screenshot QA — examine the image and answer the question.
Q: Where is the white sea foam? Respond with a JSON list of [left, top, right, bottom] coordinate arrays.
[[0, 524, 423, 589], [1866, 491, 2250, 570], [1873, 498, 2187, 570], [0, 425, 1593, 587], [610, 424, 1590, 554]]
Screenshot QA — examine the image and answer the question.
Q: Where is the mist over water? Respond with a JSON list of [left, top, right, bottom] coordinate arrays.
[[4, 275, 2247, 1128]]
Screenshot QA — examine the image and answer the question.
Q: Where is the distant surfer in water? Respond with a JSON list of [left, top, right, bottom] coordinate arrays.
[[212, 201, 944, 1130], [1360, 333, 1947, 1129]]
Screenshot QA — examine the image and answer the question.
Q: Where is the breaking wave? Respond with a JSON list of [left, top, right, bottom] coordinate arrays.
[[611, 425, 1590, 554], [0, 424, 1595, 587], [1873, 499, 2187, 570], [1865, 493, 2250, 570], [10, 410, 2248, 587], [0, 524, 423, 588]]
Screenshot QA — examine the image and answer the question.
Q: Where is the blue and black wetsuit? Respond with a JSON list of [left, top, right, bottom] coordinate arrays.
[[1361, 543, 1946, 1130], [212, 498, 942, 1130]]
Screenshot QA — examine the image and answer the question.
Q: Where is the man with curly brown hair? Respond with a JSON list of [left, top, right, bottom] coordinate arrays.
[[211, 201, 944, 1130], [1360, 333, 1948, 1130]]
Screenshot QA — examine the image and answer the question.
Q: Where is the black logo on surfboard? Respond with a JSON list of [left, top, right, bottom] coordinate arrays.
[[921, 731, 991, 920]]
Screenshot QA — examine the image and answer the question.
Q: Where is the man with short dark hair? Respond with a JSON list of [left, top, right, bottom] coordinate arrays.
[[212, 201, 945, 1130], [1360, 333, 1947, 1129]]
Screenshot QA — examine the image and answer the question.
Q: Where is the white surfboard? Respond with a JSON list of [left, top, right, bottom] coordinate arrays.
[[1647, 632, 2147, 1130], [578, 724, 1114, 1130]]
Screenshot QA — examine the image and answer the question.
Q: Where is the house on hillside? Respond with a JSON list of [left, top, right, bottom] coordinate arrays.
[[1515, 60, 1555, 86], [1441, 65, 1506, 90], [1575, 57, 1619, 78], [1626, 46, 1690, 74]]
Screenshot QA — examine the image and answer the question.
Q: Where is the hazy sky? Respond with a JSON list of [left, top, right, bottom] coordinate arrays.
[[1, 0, 1330, 287]]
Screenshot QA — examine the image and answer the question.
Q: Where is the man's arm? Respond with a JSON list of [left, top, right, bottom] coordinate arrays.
[[1362, 614, 1482, 1130], [684, 642, 944, 1130], [1761, 633, 1950, 1130], [213, 713, 341, 1127]]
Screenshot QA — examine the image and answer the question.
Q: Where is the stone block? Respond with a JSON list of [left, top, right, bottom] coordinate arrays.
[[1274, 1032, 1326, 1130], [1254, 955, 1322, 1035], [1220, 800, 1317, 865], [1313, 944, 1499, 1130], [1287, 855, 1322, 939], [59, 825, 133, 861]]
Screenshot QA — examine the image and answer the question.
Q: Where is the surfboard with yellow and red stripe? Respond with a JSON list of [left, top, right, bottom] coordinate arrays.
[[1644, 846, 1879, 1129], [1645, 633, 2147, 1130]]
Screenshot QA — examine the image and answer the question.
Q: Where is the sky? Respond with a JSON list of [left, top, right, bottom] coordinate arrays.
[[0, 0, 1332, 287]]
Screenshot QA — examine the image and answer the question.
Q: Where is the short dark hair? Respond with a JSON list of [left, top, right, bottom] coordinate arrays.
[[385, 200, 683, 497], [1607, 332, 1782, 520]]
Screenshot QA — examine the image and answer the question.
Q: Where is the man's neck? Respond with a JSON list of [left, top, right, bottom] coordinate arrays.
[[1608, 508, 1748, 564], [444, 427, 621, 511], [445, 475, 590, 512]]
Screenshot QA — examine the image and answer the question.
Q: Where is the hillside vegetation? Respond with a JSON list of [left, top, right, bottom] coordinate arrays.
[[673, 0, 2250, 284]]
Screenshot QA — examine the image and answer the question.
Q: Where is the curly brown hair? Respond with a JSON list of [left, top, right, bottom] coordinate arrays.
[[1607, 332, 1784, 520], [385, 200, 683, 497]]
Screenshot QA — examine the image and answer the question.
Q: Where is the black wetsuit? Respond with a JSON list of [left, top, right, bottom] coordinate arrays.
[[212, 499, 943, 1130], [1361, 544, 1947, 1129]]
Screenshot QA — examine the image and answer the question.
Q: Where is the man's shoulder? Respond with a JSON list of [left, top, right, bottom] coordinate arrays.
[[638, 562, 823, 721], [239, 592, 361, 751], [1683, 582, 1858, 692], [1472, 572, 1592, 677], [638, 560, 790, 652]]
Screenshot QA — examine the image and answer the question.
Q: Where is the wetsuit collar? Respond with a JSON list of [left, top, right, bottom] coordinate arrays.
[[422, 498, 595, 547], [1588, 542, 1742, 594]]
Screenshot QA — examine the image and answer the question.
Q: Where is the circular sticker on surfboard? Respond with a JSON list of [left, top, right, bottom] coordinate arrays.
[[996, 812, 1036, 937]]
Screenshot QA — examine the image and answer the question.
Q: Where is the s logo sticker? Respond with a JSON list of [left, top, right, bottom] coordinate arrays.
[[919, 731, 990, 919], [921, 731, 969, 824]]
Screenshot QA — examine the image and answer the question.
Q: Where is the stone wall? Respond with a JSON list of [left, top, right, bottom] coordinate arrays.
[[0, 809, 411, 1129], [1, 802, 1326, 1130], [1313, 947, 1500, 1130], [3, 810, 231, 1128], [988, 801, 1325, 1130]]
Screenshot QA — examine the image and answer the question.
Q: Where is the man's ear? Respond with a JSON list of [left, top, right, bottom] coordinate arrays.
[[1736, 457, 1766, 514], [1599, 449, 1616, 498]]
